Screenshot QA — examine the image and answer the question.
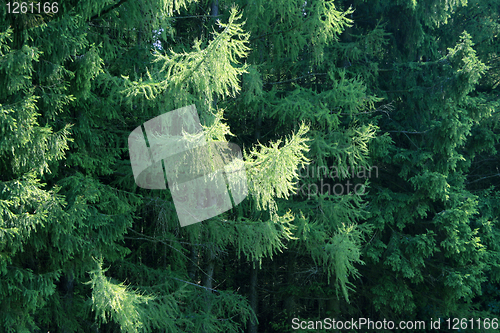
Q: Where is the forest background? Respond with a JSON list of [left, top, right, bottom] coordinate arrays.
[[1, 0, 500, 332]]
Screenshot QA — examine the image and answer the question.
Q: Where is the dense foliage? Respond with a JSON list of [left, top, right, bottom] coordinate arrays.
[[1, 0, 499, 332]]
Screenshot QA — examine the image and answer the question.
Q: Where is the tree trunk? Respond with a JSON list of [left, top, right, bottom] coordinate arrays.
[[284, 253, 297, 325], [211, 0, 219, 19], [188, 246, 198, 280], [248, 261, 259, 333], [203, 246, 216, 290], [202, 245, 216, 333]]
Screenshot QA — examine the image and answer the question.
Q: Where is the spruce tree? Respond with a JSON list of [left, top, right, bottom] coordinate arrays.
[[222, 0, 387, 330], [0, 0, 310, 331], [338, 0, 500, 324], [2, 0, 499, 331]]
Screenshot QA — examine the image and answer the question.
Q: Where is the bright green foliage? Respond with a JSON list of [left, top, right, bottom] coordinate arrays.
[[87, 260, 153, 333], [122, 7, 250, 110], [245, 123, 310, 216]]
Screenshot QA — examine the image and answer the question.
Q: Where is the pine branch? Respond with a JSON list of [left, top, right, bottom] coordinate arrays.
[[466, 173, 500, 185], [383, 89, 413, 93], [339, 102, 394, 117], [387, 129, 430, 134], [90, 0, 130, 21], [169, 276, 220, 293], [249, 18, 311, 42], [402, 132, 419, 149], [265, 73, 327, 86], [174, 14, 223, 19], [125, 228, 215, 281]]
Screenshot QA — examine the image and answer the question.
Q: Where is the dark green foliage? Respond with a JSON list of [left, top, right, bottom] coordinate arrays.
[[1, 0, 500, 332]]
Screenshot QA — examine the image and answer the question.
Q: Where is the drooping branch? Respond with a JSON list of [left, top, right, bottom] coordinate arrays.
[[89, 0, 130, 22], [466, 173, 500, 185], [265, 73, 328, 86]]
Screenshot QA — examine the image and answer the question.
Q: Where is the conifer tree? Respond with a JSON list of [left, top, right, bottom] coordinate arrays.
[[0, 0, 310, 331], [218, 0, 387, 330], [2, 0, 500, 331], [336, 0, 500, 324]]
